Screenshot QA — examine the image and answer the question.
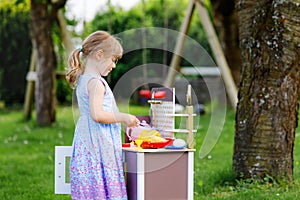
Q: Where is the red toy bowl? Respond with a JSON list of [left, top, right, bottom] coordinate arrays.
[[122, 143, 131, 148], [139, 138, 173, 149]]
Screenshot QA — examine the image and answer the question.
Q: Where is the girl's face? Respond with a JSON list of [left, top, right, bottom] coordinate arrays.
[[100, 56, 118, 76], [95, 51, 118, 76]]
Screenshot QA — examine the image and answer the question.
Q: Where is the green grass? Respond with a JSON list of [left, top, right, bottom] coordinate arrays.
[[1, 105, 300, 199], [0, 107, 74, 200]]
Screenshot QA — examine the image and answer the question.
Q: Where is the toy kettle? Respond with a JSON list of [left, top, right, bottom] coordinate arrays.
[[126, 120, 153, 141]]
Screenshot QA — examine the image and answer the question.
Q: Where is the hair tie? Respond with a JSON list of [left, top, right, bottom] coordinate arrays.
[[79, 46, 83, 52]]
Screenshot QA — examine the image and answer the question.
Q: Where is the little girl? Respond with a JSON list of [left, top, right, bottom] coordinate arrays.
[[66, 31, 140, 200]]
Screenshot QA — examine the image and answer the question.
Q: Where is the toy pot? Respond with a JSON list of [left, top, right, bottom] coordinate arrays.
[[126, 120, 153, 141]]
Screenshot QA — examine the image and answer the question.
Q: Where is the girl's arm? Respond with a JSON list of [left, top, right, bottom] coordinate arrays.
[[88, 78, 139, 127]]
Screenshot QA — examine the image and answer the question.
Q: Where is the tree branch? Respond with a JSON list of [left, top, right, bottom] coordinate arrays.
[[50, 0, 67, 23], [51, 0, 67, 10]]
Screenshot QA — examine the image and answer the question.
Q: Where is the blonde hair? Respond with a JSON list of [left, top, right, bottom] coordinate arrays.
[[66, 31, 123, 88]]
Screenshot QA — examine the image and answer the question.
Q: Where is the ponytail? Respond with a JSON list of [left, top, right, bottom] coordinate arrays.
[[66, 48, 84, 88]]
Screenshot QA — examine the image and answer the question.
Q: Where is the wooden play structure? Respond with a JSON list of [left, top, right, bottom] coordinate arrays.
[[164, 0, 237, 109]]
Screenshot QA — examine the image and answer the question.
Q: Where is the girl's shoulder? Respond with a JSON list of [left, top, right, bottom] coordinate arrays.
[[81, 73, 100, 79], [79, 74, 104, 85], [82, 74, 108, 94]]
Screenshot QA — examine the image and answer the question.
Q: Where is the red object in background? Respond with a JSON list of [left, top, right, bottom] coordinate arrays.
[[139, 90, 151, 99], [139, 90, 166, 99]]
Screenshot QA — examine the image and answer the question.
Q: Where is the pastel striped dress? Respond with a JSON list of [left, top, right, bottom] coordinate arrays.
[[70, 74, 127, 200]]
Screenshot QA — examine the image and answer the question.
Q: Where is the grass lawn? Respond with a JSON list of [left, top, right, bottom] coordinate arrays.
[[0, 105, 300, 199]]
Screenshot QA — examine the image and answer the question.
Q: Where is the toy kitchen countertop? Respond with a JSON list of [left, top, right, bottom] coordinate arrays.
[[122, 146, 195, 153]]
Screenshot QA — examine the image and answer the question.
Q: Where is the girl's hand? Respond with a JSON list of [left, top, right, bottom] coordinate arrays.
[[125, 114, 140, 127]]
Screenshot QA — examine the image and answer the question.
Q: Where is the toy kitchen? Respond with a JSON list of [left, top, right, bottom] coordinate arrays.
[[122, 85, 196, 200]]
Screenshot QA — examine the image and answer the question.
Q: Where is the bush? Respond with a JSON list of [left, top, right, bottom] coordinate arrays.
[[56, 79, 72, 105], [0, 0, 31, 105]]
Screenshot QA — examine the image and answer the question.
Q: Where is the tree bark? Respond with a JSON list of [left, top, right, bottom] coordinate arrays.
[[30, 0, 66, 126], [233, 0, 300, 181], [210, 0, 242, 86]]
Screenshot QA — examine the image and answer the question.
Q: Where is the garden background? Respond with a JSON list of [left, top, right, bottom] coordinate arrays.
[[1, 0, 300, 199]]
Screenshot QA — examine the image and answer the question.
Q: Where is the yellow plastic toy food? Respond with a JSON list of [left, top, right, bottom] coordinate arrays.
[[138, 130, 167, 142]]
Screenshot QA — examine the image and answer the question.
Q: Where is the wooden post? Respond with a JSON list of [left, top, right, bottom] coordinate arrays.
[[57, 9, 75, 55], [142, 0, 148, 79], [164, 0, 195, 87], [186, 85, 194, 148], [186, 105, 194, 148], [195, 0, 238, 109], [23, 49, 36, 120]]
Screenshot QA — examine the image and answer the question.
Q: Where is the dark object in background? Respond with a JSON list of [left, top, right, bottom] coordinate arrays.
[[194, 104, 205, 115]]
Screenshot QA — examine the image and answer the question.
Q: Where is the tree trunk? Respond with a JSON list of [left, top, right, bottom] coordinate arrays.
[[30, 0, 66, 126], [210, 0, 242, 86], [233, 0, 300, 181]]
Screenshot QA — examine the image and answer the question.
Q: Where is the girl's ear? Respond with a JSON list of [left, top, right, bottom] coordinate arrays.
[[95, 50, 104, 61]]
